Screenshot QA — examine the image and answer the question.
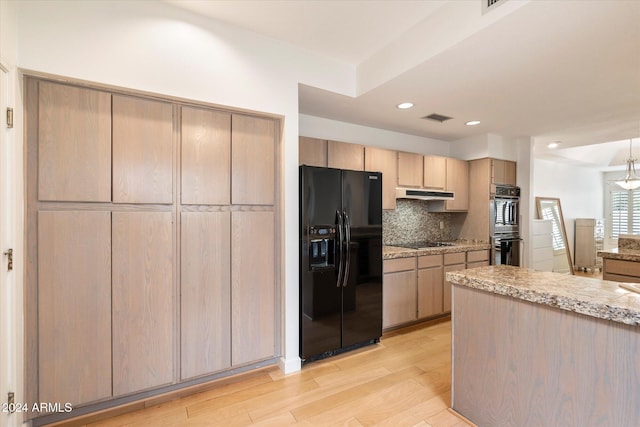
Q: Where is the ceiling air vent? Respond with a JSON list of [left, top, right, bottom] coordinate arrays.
[[483, 0, 507, 14], [422, 113, 453, 123]]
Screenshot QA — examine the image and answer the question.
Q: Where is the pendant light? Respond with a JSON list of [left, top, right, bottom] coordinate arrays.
[[615, 139, 640, 190]]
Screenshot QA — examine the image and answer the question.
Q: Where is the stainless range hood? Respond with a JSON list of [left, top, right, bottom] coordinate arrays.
[[395, 187, 455, 201]]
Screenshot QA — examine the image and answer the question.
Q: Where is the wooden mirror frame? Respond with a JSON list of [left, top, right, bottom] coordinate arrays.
[[536, 197, 574, 275]]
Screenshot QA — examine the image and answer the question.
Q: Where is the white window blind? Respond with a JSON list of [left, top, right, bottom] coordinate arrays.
[[609, 189, 640, 238]]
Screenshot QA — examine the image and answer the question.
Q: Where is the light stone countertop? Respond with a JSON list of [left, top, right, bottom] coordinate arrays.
[[446, 265, 640, 326], [383, 241, 491, 260], [598, 247, 640, 262]]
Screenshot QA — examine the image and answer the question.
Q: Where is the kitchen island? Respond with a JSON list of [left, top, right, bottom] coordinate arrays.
[[446, 266, 640, 427]]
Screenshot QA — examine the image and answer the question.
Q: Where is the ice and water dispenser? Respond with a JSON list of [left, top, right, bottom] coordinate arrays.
[[308, 225, 336, 270]]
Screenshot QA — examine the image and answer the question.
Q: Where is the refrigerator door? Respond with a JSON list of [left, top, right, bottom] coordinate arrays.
[[341, 170, 383, 348], [299, 166, 343, 360]]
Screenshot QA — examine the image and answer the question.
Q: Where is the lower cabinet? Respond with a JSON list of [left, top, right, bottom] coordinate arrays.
[[417, 255, 443, 318], [443, 252, 466, 313], [383, 258, 417, 329], [466, 249, 490, 269]]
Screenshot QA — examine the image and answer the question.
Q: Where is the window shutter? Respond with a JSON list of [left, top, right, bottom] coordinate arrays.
[[633, 190, 640, 234], [611, 190, 628, 238]]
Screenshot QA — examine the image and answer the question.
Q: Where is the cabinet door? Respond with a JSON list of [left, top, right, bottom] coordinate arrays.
[[491, 159, 517, 185], [112, 212, 174, 395], [445, 158, 469, 211], [231, 211, 275, 365], [423, 156, 446, 189], [383, 270, 417, 328], [397, 152, 423, 188], [232, 115, 275, 205], [181, 212, 231, 379], [365, 146, 397, 210], [38, 81, 111, 202], [418, 267, 444, 318], [181, 106, 231, 205], [443, 263, 466, 312], [328, 140, 364, 170], [299, 136, 327, 167], [38, 211, 112, 406], [113, 95, 173, 204]]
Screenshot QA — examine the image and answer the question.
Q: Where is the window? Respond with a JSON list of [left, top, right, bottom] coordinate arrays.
[[609, 188, 640, 238]]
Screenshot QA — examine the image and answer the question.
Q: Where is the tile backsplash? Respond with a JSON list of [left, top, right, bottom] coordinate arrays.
[[383, 199, 466, 245]]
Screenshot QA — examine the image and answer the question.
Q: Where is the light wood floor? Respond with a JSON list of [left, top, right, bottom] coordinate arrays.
[[67, 319, 470, 427]]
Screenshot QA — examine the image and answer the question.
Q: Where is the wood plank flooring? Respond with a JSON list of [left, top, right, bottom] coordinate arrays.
[[59, 319, 471, 427]]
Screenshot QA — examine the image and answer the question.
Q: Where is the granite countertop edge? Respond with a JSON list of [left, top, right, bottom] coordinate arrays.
[[383, 241, 491, 259], [598, 248, 640, 262], [447, 266, 640, 327]]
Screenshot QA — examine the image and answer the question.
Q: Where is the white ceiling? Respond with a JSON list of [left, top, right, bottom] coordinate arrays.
[[165, 0, 640, 169]]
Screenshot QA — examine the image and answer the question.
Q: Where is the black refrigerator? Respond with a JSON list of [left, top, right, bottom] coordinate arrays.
[[299, 165, 383, 363]]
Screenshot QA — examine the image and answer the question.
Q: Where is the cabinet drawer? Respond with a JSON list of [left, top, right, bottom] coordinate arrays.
[[444, 252, 466, 266], [604, 259, 640, 277], [466, 250, 489, 263], [418, 254, 442, 269], [603, 272, 640, 283], [384, 257, 416, 273]]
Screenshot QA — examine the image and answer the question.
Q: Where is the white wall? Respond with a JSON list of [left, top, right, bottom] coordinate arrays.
[[14, 0, 366, 387], [533, 158, 604, 264], [300, 114, 450, 155]]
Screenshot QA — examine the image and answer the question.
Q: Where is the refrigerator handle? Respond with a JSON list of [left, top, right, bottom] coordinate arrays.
[[343, 210, 351, 287], [336, 210, 344, 288]]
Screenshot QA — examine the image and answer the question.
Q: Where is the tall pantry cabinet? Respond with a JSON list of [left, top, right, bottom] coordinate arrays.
[[25, 77, 279, 421]]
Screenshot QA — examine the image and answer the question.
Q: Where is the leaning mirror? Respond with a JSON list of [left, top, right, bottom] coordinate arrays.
[[536, 197, 574, 275]]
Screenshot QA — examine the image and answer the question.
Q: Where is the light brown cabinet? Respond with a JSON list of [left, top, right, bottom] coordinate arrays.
[[603, 258, 640, 283], [445, 158, 469, 211], [328, 140, 364, 170], [232, 115, 276, 205], [26, 77, 279, 421], [38, 82, 112, 202], [466, 249, 490, 269], [37, 211, 112, 406], [112, 211, 174, 396], [112, 95, 174, 204], [443, 252, 466, 312], [181, 107, 231, 205], [491, 159, 517, 186], [383, 258, 417, 328], [180, 212, 231, 379], [365, 146, 397, 210], [423, 156, 446, 189], [417, 254, 444, 318], [231, 211, 276, 365], [397, 152, 423, 187], [299, 136, 327, 167]]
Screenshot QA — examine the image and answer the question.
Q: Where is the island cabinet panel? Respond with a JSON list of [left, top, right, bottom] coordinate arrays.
[[112, 211, 174, 396], [232, 115, 275, 205], [397, 152, 423, 187], [37, 211, 112, 406], [181, 107, 231, 205], [423, 155, 446, 189], [417, 254, 444, 318], [180, 212, 231, 379], [231, 211, 276, 365], [112, 95, 174, 204], [299, 136, 327, 167], [365, 146, 397, 210], [328, 140, 364, 171], [38, 81, 112, 202], [443, 253, 466, 312], [452, 284, 640, 427]]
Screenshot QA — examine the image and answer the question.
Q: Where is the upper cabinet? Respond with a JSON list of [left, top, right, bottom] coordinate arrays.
[[397, 152, 423, 187], [299, 136, 328, 167], [231, 115, 276, 205], [423, 155, 446, 189], [112, 95, 174, 204], [38, 82, 112, 202], [365, 146, 397, 210], [491, 159, 517, 186], [328, 140, 364, 170], [181, 106, 231, 205], [445, 158, 469, 211]]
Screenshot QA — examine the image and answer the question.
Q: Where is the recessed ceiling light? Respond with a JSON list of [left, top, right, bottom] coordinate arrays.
[[397, 102, 414, 109], [548, 141, 560, 148], [465, 120, 481, 126]]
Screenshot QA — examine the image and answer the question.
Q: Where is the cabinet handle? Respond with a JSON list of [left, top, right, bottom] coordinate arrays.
[[3, 248, 13, 271]]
